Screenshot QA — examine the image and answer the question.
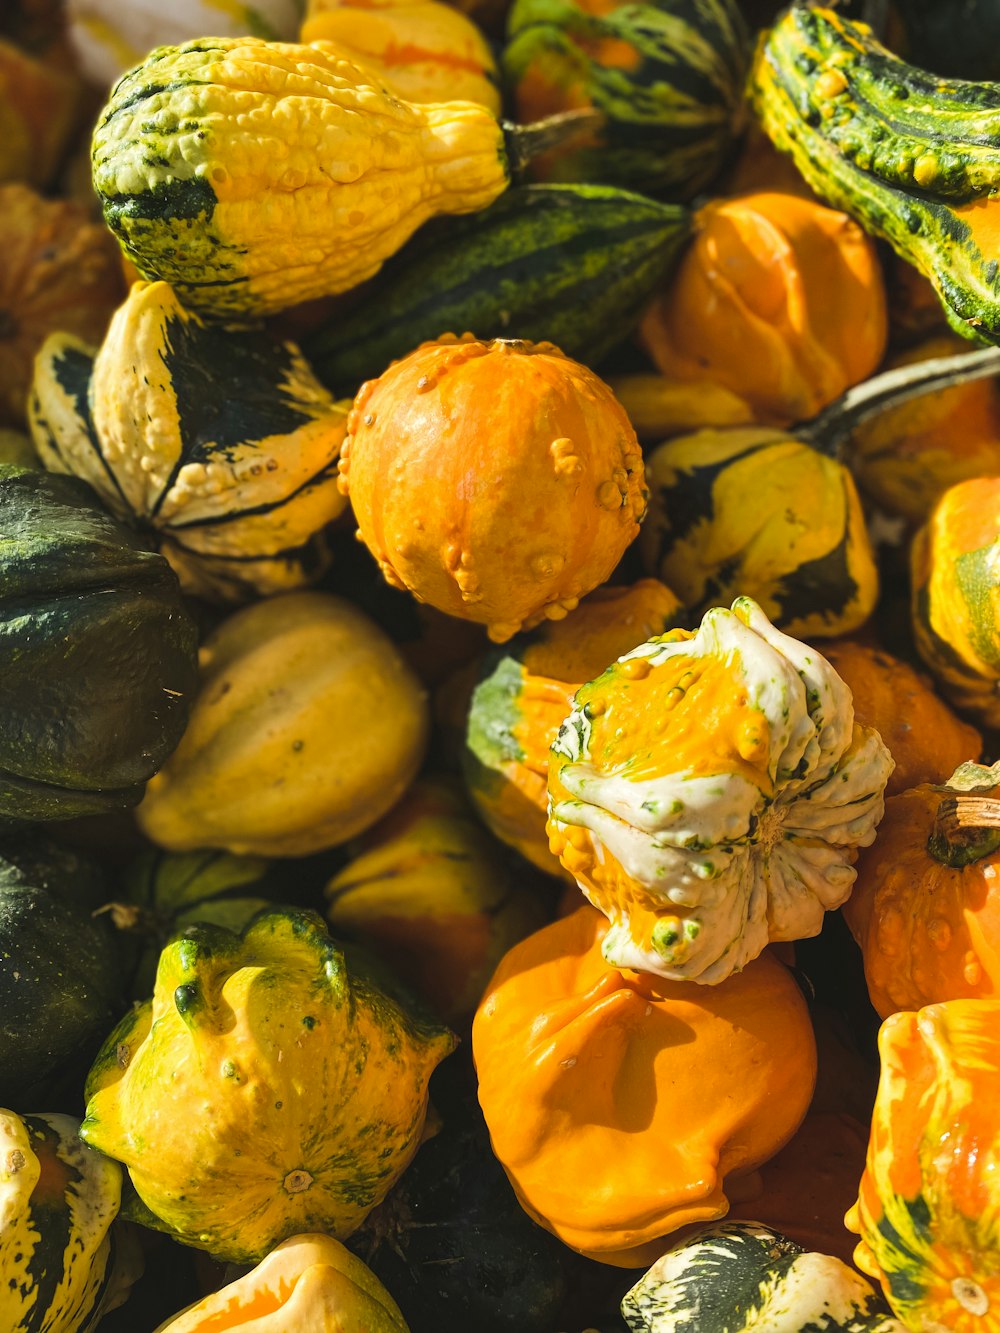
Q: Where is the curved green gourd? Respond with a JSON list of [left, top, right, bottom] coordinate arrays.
[[751, 4, 1000, 344]]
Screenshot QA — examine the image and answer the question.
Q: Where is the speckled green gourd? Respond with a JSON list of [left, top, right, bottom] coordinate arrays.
[[304, 183, 690, 394], [0, 464, 198, 822], [80, 908, 455, 1264], [751, 4, 1000, 344]]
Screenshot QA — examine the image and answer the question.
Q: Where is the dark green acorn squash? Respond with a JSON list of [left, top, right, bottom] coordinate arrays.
[[889, 0, 1000, 82], [0, 838, 124, 1109], [0, 463, 198, 822], [751, 4, 1000, 344], [502, 0, 749, 197], [621, 1221, 904, 1332], [303, 184, 690, 395]]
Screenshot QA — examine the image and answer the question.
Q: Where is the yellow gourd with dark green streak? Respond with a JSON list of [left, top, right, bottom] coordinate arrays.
[[751, 5, 1000, 344], [92, 38, 518, 319], [640, 427, 879, 640], [81, 909, 455, 1264]]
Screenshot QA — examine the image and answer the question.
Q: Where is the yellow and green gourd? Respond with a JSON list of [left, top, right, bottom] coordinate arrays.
[[547, 598, 894, 983], [751, 4, 1000, 344], [90, 36, 588, 320], [0, 1109, 135, 1333], [80, 908, 456, 1264], [29, 282, 349, 603]]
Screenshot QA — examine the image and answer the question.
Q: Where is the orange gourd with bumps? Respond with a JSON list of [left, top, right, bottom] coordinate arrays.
[[338, 336, 647, 643]]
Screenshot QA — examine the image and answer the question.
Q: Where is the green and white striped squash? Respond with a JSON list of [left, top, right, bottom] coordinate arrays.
[[621, 1222, 904, 1332], [304, 183, 691, 395], [29, 282, 349, 603], [502, 0, 749, 197], [0, 1110, 131, 1333], [751, 4, 1000, 345]]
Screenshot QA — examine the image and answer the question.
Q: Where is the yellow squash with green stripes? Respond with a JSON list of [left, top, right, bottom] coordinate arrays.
[[81, 909, 455, 1264], [91, 37, 545, 319], [640, 426, 879, 640], [29, 282, 348, 602], [912, 475, 1000, 727], [751, 5, 1000, 344]]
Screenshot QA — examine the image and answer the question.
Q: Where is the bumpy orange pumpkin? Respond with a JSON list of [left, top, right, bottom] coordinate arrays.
[[338, 336, 648, 642], [472, 906, 817, 1266], [822, 640, 981, 796], [463, 578, 684, 876], [639, 192, 888, 427], [847, 997, 1000, 1329], [848, 335, 1000, 525], [845, 760, 1000, 1019], [0, 183, 123, 424]]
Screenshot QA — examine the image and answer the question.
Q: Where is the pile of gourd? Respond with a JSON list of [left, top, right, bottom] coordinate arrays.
[[4, 0, 1000, 1328]]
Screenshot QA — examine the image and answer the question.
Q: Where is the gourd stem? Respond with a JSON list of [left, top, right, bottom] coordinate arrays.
[[502, 109, 605, 181], [798, 345, 1000, 457], [928, 793, 1000, 867]]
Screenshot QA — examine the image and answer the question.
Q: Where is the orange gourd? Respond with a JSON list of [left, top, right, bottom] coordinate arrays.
[[821, 640, 981, 796], [463, 578, 684, 876], [472, 906, 817, 1266], [0, 38, 80, 188], [0, 183, 123, 424], [639, 192, 888, 428], [338, 336, 647, 642], [848, 334, 1000, 525], [845, 760, 1000, 1019], [847, 997, 1000, 1329]]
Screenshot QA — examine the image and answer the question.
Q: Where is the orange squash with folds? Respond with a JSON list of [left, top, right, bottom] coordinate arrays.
[[472, 907, 817, 1266], [639, 192, 887, 428], [338, 336, 648, 643], [821, 640, 981, 797]]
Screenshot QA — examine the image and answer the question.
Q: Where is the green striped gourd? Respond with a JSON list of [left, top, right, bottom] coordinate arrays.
[[621, 1222, 904, 1332], [0, 1110, 132, 1333], [502, 0, 749, 196], [304, 184, 690, 395], [751, 4, 1000, 344], [29, 282, 349, 603]]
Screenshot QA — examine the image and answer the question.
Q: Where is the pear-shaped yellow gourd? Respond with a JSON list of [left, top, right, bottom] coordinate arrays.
[[81, 910, 456, 1264]]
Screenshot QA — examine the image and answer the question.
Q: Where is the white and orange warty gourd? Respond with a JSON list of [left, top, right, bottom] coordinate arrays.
[[547, 597, 895, 983]]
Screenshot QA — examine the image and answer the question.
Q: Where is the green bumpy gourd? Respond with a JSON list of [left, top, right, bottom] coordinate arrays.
[[304, 184, 690, 395], [751, 5, 1000, 344], [81, 908, 456, 1264], [0, 464, 198, 822], [503, 0, 748, 196]]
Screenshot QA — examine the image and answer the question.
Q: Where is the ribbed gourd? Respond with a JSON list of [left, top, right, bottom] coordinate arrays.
[[30, 281, 349, 603], [81, 909, 456, 1264], [640, 426, 879, 640], [152, 1234, 409, 1332], [137, 592, 429, 856], [91, 37, 583, 319], [303, 183, 691, 394], [750, 4, 1000, 344], [502, 0, 749, 197], [911, 476, 1000, 727], [473, 906, 817, 1265], [0, 38, 81, 188], [547, 598, 894, 983], [621, 1222, 904, 1333], [0, 1109, 134, 1333], [338, 336, 647, 642], [0, 463, 198, 822], [846, 997, 1000, 1329], [301, 0, 501, 112], [0, 839, 123, 1108], [845, 760, 1000, 1018], [463, 579, 684, 876]]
